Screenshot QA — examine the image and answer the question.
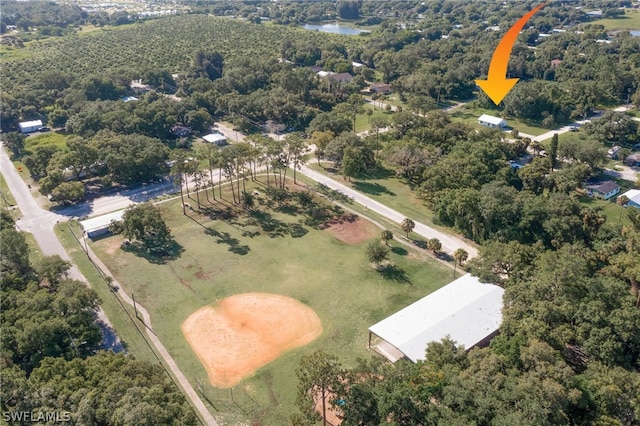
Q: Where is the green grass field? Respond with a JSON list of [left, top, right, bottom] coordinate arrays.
[[354, 105, 392, 133], [25, 132, 69, 151], [450, 105, 550, 136], [593, 9, 640, 31], [89, 181, 452, 423]]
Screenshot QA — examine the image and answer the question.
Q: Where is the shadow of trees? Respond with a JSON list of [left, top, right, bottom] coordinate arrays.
[[121, 239, 184, 264], [352, 181, 396, 196], [391, 246, 408, 256], [204, 227, 250, 255], [379, 265, 411, 284]]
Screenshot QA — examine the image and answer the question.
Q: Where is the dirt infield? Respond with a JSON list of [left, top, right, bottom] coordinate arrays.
[[324, 214, 378, 244], [182, 293, 322, 387]]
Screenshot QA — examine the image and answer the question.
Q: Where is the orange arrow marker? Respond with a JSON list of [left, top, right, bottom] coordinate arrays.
[[476, 3, 547, 105]]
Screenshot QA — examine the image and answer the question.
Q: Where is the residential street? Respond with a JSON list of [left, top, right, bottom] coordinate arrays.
[[299, 165, 479, 258]]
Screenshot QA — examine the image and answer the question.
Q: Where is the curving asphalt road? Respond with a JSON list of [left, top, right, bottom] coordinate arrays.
[[0, 143, 218, 426]]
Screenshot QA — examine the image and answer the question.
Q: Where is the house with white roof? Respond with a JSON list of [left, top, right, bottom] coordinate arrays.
[[19, 120, 43, 133], [478, 114, 507, 129], [368, 274, 504, 362]]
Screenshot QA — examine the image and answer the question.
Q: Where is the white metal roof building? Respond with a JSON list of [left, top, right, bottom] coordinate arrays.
[[368, 274, 505, 363], [202, 132, 228, 146], [80, 209, 128, 239], [619, 189, 640, 208], [478, 114, 507, 128], [19, 120, 43, 133]]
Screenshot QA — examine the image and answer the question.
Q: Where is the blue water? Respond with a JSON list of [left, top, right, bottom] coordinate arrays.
[[301, 23, 366, 35]]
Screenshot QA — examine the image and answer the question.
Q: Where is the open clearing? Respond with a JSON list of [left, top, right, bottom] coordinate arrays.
[[91, 180, 452, 423], [324, 214, 378, 244], [182, 293, 322, 388]]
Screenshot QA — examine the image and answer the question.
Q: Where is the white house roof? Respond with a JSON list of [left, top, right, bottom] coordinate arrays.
[[369, 274, 504, 362], [202, 132, 227, 144], [620, 189, 640, 206], [478, 114, 506, 125], [19, 120, 43, 128], [80, 209, 128, 234]]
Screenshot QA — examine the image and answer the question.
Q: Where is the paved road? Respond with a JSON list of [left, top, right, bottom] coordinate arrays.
[[299, 165, 479, 258], [0, 143, 218, 426]]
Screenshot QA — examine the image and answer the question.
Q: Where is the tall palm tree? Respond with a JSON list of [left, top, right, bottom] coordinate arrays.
[[453, 248, 469, 277], [401, 218, 415, 238]]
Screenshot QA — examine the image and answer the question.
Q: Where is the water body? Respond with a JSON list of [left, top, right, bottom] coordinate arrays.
[[301, 23, 366, 35]]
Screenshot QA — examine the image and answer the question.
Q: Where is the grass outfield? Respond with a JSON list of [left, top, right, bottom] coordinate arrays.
[[90, 181, 452, 423]]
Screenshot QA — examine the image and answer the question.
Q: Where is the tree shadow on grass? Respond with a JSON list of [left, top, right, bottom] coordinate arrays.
[[352, 181, 396, 196], [391, 246, 408, 256], [121, 240, 184, 264], [248, 210, 290, 238], [379, 265, 411, 284], [204, 227, 250, 255], [288, 223, 308, 238]]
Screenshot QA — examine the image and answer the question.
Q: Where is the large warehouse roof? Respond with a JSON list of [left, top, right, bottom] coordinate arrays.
[[80, 209, 128, 236], [369, 274, 504, 362]]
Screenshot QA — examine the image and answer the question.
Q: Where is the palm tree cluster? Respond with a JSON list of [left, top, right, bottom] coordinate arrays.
[[170, 133, 308, 213]]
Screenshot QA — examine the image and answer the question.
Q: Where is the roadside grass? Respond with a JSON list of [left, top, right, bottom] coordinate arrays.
[[307, 162, 442, 229], [23, 233, 45, 265], [593, 10, 640, 31], [90, 179, 452, 424], [25, 132, 69, 151], [55, 221, 160, 365], [0, 174, 17, 212]]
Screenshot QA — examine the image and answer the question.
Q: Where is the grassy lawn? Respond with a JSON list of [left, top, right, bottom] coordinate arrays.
[[593, 9, 640, 31], [307, 162, 454, 233], [55, 222, 160, 365], [450, 105, 550, 136], [25, 131, 69, 151], [577, 195, 629, 226], [89, 180, 452, 423], [354, 105, 392, 133]]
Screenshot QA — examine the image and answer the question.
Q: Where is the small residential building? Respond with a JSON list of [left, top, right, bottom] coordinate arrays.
[[586, 180, 621, 200], [80, 209, 128, 239], [368, 274, 504, 363], [608, 145, 621, 159], [308, 65, 323, 73], [478, 114, 506, 129], [370, 82, 392, 94], [202, 132, 228, 146], [624, 153, 640, 167], [171, 125, 193, 138], [121, 96, 139, 103], [19, 120, 43, 133], [618, 189, 640, 208], [330, 72, 354, 84]]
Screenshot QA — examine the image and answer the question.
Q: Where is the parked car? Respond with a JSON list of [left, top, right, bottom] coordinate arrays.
[[38, 126, 50, 132], [569, 126, 579, 132]]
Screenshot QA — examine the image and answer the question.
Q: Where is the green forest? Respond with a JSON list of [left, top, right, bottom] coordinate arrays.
[[2, 0, 640, 424]]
